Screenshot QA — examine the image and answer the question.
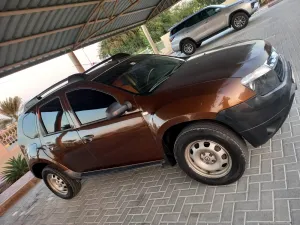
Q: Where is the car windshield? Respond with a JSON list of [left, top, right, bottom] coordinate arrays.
[[93, 55, 184, 94]]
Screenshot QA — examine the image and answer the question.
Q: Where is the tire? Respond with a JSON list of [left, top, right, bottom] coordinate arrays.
[[231, 12, 249, 30], [181, 39, 197, 55], [174, 122, 248, 185], [42, 166, 81, 199]]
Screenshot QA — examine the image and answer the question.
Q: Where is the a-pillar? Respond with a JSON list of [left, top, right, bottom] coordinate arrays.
[[141, 24, 159, 54], [68, 51, 85, 73]]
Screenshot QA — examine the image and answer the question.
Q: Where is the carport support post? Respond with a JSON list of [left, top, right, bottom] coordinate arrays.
[[68, 51, 85, 73], [141, 24, 159, 54]]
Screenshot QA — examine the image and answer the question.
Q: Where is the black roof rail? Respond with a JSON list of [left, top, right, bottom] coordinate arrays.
[[24, 73, 85, 112], [85, 53, 130, 74]]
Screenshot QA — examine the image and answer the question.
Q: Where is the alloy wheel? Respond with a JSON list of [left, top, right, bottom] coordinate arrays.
[[234, 16, 246, 28], [183, 43, 194, 54]]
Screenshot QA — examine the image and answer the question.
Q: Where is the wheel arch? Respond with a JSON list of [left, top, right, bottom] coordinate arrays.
[[229, 10, 250, 25], [162, 119, 244, 162], [31, 161, 77, 179], [31, 162, 50, 179]]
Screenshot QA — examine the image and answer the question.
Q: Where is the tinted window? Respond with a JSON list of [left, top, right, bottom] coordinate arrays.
[[40, 98, 71, 134], [170, 22, 186, 35], [94, 55, 183, 94], [22, 113, 38, 139], [67, 89, 117, 124], [185, 13, 202, 27], [202, 8, 220, 20]]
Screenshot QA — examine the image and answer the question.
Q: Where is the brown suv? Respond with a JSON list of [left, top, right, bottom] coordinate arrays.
[[18, 40, 296, 199]]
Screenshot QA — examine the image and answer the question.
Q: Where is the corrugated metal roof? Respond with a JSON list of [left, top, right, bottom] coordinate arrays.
[[0, 0, 180, 78]]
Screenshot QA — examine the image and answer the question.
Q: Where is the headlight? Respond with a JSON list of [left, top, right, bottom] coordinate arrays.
[[241, 48, 280, 96]]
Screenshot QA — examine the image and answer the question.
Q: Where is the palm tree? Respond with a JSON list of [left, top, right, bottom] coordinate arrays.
[[0, 96, 22, 129]]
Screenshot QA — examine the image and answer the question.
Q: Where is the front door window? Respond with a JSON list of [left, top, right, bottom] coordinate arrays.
[[66, 89, 117, 125]]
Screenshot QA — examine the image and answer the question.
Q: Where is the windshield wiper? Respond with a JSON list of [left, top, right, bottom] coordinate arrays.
[[149, 62, 184, 93], [149, 76, 170, 92]]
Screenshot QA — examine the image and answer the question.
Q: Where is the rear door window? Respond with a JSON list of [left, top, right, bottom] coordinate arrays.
[[185, 13, 202, 27], [40, 98, 72, 134], [22, 112, 38, 139], [202, 8, 219, 20]]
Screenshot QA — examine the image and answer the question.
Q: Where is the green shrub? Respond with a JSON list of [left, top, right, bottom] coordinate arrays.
[[1, 154, 29, 184]]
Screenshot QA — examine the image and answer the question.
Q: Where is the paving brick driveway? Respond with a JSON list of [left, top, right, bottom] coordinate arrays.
[[1, 0, 300, 224]]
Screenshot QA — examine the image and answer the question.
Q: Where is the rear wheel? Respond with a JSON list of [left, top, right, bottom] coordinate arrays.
[[42, 166, 81, 199], [181, 39, 197, 55], [174, 122, 248, 185], [231, 12, 249, 30]]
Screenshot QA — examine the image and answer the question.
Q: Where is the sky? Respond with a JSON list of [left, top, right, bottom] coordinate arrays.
[[0, 43, 100, 103]]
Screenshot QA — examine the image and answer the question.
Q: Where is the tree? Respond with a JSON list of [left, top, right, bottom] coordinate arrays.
[[99, 28, 148, 58], [97, 0, 224, 57], [1, 154, 29, 184], [0, 96, 22, 129]]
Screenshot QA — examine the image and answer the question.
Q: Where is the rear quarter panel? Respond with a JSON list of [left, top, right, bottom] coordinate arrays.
[[227, 1, 253, 17]]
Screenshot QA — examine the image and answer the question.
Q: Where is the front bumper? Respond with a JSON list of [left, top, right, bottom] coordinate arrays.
[[171, 43, 180, 52], [217, 56, 296, 147], [248, 1, 259, 15]]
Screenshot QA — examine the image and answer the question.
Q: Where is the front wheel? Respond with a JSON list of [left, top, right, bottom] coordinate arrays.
[[42, 166, 81, 199], [231, 12, 249, 30], [174, 122, 248, 185]]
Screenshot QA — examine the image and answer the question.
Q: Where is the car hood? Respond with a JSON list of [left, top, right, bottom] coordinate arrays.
[[156, 40, 272, 93]]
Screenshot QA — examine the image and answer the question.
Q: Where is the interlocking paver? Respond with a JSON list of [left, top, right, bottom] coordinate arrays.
[[260, 191, 273, 210], [274, 199, 290, 222], [1, 1, 300, 225], [235, 201, 259, 211], [248, 183, 259, 201]]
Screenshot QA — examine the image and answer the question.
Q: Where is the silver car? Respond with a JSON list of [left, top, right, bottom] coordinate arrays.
[[170, 0, 260, 55]]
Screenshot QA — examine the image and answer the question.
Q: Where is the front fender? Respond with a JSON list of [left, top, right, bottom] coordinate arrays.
[[148, 79, 255, 140], [155, 112, 217, 140]]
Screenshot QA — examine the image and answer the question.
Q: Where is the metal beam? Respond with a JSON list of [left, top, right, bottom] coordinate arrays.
[[0, 20, 146, 74], [0, 0, 116, 17], [74, 0, 140, 49], [75, 0, 107, 45], [147, 0, 178, 21], [87, 20, 145, 44], [0, 6, 155, 47], [110, 0, 119, 18]]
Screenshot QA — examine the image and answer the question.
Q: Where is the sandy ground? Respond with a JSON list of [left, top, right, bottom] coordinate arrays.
[[0, 144, 22, 174]]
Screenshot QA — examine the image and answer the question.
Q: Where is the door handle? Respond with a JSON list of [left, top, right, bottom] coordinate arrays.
[[82, 135, 94, 143]]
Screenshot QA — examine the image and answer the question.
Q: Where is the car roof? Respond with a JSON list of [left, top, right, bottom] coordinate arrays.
[[169, 5, 226, 33], [22, 53, 185, 113], [23, 53, 131, 113]]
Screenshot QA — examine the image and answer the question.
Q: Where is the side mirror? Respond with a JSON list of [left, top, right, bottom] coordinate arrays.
[[215, 8, 221, 13], [106, 101, 132, 120]]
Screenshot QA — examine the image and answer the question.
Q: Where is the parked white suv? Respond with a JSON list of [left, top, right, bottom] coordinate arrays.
[[170, 0, 259, 55]]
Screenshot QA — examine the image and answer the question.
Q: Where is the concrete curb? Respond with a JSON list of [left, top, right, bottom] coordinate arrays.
[[0, 172, 39, 216], [268, 0, 284, 7]]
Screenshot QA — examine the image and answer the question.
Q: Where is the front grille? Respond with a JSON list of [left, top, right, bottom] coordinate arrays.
[[274, 58, 285, 81]]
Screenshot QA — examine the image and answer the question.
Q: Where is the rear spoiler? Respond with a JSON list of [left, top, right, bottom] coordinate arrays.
[[23, 73, 85, 112]]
